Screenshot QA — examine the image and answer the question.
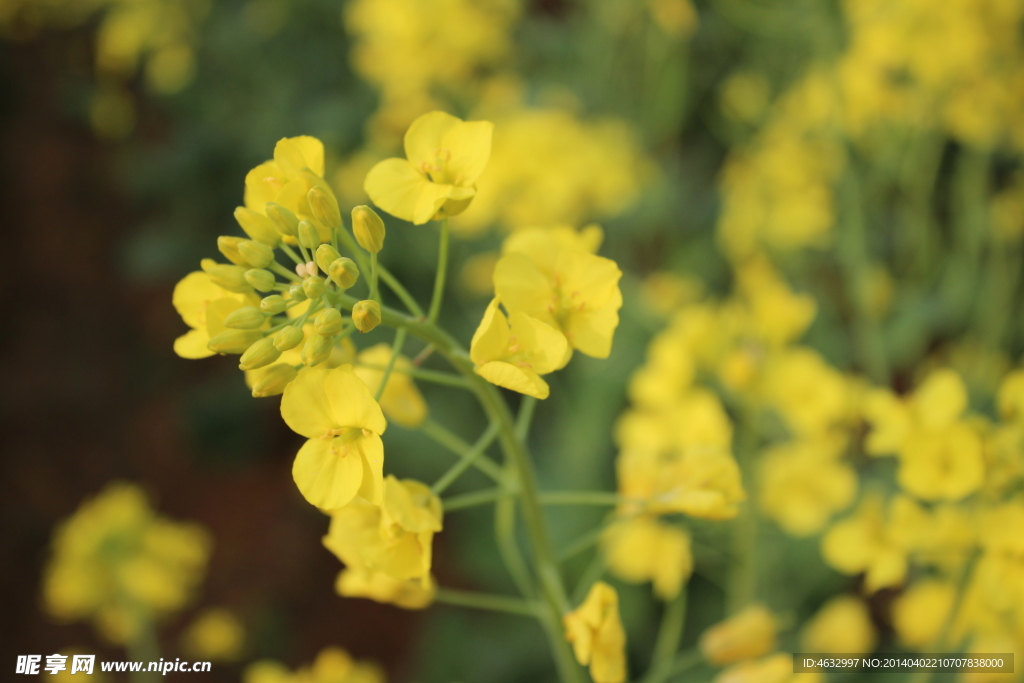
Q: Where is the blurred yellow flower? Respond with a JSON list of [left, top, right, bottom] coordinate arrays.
[[280, 365, 388, 511], [892, 579, 956, 648], [801, 595, 877, 654], [700, 604, 777, 665], [245, 646, 386, 683], [334, 566, 436, 610], [714, 653, 822, 683], [180, 607, 245, 661], [602, 516, 693, 600], [821, 494, 907, 592], [354, 344, 428, 429], [364, 111, 493, 224], [563, 582, 627, 683], [43, 482, 211, 644]]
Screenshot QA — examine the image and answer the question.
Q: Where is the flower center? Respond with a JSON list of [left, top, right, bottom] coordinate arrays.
[[418, 148, 464, 186]]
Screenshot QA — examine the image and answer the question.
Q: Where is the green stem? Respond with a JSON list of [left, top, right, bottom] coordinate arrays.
[[427, 217, 450, 324], [516, 396, 538, 442], [443, 488, 508, 511], [495, 478, 536, 598], [354, 362, 470, 389], [665, 648, 704, 678], [379, 265, 425, 317], [269, 260, 298, 281], [539, 491, 630, 507], [420, 419, 505, 483], [278, 243, 304, 266], [727, 403, 759, 615], [434, 588, 539, 617], [642, 590, 689, 683], [570, 550, 607, 605], [374, 328, 407, 401], [126, 610, 160, 683], [369, 252, 380, 302], [333, 291, 582, 682], [432, 422, 501, 495]]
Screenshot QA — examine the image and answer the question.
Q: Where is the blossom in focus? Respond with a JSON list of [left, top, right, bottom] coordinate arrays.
[[469, 298, 568, 399], [364, 111, 493, 224], [280, 366, 388, 511], [563, 581, 627, 683]]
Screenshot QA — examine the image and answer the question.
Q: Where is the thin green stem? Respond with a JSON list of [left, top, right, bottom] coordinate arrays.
[[443, 488, 508, 511], [666, 648, 704, 679], [278, 243, 304, 266], [570, 550, 607, 605], [335, 221, 425, 317], [516, 396, 538, 442], [354, 362, 470, 389], [642, 590, 689, 683], [420, 419, 505, 483], [427, 217, 450, 324], [374, 328, 407, 402], [432, 422, 501, 495], [495, 478, 536, 598], [727, 403, 759, 615], [269, 260, 298, 281], [434, 587, 539, 617], [558, 513, 619, 563], [126, 610, 160, 683], [369, 252, 380, 302], [540, 491, 631, 507]]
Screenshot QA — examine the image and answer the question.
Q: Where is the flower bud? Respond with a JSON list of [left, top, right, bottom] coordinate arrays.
[[234, 207, 281, 247], [239, 337, 281, 370], [251, 363, 298, 397], [328, 258, 359, 289], [265, 202, 299, 237], [302, 275, 325, 299], [352, 205, 385, 253], [301, 333, 333, 366], [260, 294, 287, 314], [201, 259, 252, 294], [245, 268, 276, 292], [297, 220, 321, 249], [315, 307, 345, 335], [223, 306, 266, 330], [315, 244, 342, 273], [273, 325, 304, 351], [237, 239, 274, 269], [207, 329, 262, 354], [288, 283, 307, 302], [352, 300, 382, 333], [217, 236, 248, 266], [308, 184, 341, 229]]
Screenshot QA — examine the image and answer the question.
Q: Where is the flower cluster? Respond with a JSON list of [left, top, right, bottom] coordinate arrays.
[[43, 482, 211, 644], [244, 646, 385, 683]]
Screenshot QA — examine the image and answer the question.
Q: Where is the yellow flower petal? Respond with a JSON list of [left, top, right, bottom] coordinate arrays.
[[364, 158, 456, 225], [442, 119, 494, 186], [508, 311, 569, 374], [292, 435, 376, 510], [324, 365, 388, 435], [281, 367, 338, 438], [273, 136, 325, 177], [174, 328, 214, 359], [564, 288, 622, 359], [493, 253, 554, 323], [244, 161, 283, 211], [476, 361, 550, 399], [469, 298, 510, 365], [404, 111, 462, 169], [172, 271, 222, 329]]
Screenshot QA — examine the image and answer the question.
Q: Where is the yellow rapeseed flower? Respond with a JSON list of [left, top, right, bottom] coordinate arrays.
[[171, 271, 259, 359], [820, 494, 907, 592], [280, 365, 388, 511], [563, 581, 627, 683], [364, 111, 493, 224], [244, 646, 385, 683], [700, 604, 777, 665], [322, 476, 443, 584], [334, 566, 436, 610], [180, 607, 245, 661], [801, 596, 877, 654], [714, 652, 822, 683], [494, 240, 623, 359], [602, 516, 693, 600], [469, 298, 568, 399]]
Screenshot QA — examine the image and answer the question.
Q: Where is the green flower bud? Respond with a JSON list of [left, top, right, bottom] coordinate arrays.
[[301, 333, 333, 366], [352, 300, 382, 333], [315, 244, 342, 273], [260, 294, 287, 314], [245, 268, 276, 292], [207, 329, 262, 354], [217, 236, 249, 266], [308, 184, 341, 229], [234, 207, 281, 247], [288, 283, 308, 302], [328, 257, 359, 289], [266, 202, 299, 237], [297, 220, 321, 249], [302, 275, 325, 299], [315, 307, 345, 335], [223, 306, 266, 330], [237, 239, 274, 269], [251, 363, 298, 398], [352, 205, 385, 253], [273, 325, 304, 351], [238, 337, 281, 370], [201, 258, 252, 294]]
